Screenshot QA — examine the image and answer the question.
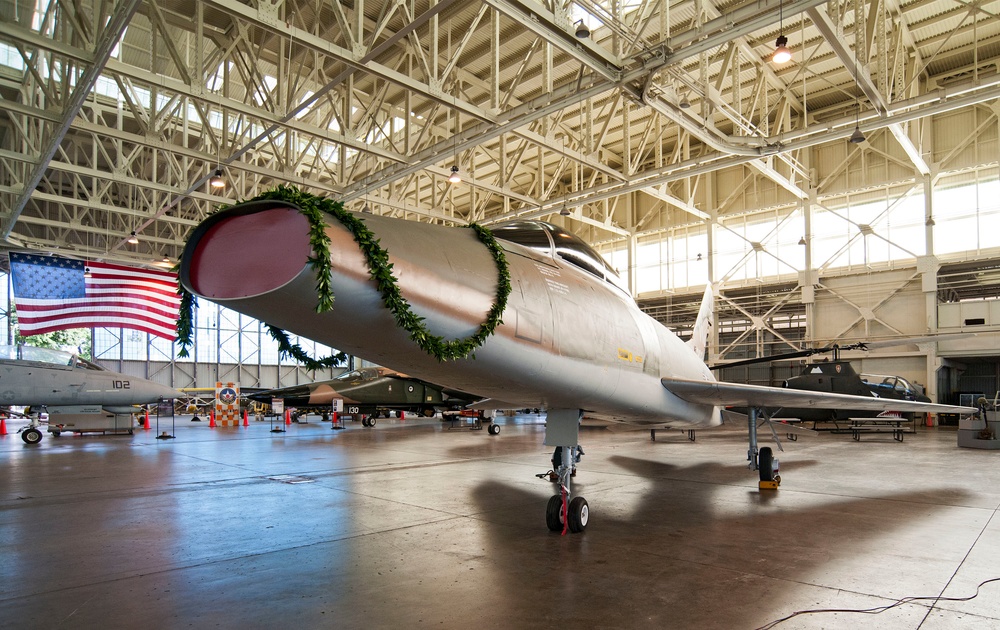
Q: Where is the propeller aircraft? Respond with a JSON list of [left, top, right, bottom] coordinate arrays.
[[179, 193, 976, 533]]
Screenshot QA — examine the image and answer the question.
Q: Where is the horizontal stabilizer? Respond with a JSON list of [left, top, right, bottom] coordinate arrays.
[[662, 377, 977, 415]]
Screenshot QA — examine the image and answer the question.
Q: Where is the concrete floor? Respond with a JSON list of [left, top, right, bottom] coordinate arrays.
[[1, 413, 999, 629]]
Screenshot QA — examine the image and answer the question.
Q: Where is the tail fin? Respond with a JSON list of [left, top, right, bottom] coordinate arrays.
[[686, 285, 714, 361]]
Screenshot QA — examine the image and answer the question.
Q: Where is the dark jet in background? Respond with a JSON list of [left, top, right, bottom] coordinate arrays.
[[248, 366, 482, 427]]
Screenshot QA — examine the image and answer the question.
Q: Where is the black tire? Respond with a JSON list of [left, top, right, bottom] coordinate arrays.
[[488, 423, 500, 435], [568, 497, 589, 533], [758, 447, 774, 482], [362, 417, 370, 427], [22, 428, 43, 445], [545, 495, 564, 532]]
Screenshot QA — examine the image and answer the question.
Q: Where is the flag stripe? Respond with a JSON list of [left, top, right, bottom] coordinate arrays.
[[16, 296, 180, 312], [10, 253, 180, 340], [16, 306, 179, 327]]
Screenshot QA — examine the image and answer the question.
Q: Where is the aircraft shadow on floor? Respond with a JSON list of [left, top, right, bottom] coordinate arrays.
[[465, 456, 971, 628]]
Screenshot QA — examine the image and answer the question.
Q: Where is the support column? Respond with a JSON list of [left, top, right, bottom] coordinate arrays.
[[921, 173, 941, 412]]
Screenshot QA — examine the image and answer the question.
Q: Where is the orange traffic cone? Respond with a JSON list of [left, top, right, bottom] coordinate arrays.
[[209, 410, 217, 428], [285, 409, 292, 426], [143, 410, 151, 430], [0, 416, 7, 436], [399, 411, 405, 420], [243, 410, 249, 427]]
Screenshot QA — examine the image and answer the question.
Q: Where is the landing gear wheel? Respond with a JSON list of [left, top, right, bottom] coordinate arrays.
[[488, 423, 500, 435], [758, 447, 774, 482], [367, 416, 376, 427], [545, 495, 564, 532], [361, 417, 369, 427], [568, 497, 589, 533], [22, 428, 43, 444]]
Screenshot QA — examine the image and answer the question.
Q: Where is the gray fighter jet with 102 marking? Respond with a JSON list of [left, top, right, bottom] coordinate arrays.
[[1, 344, 180, 444]]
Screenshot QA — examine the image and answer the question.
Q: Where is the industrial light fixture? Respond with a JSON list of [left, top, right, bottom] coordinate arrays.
[[127, 231, 139, 245], [798, 236, 807, 245], [696, 253, 703, 261], [83, 266, 92, 278], [926, 216, 936, 227], [209, 168, 226, 188], [772, 0, 791, 64], [560, 205, 570, 216], [448, 165, 461, 184], [574, 19, 590, 39], [849, 49, 866, 144], [772, 36, 791, 64], [679, 93, 691, 109]]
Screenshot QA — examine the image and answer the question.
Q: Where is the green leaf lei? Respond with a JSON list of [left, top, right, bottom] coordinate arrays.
[[175, 185, 511, 364]]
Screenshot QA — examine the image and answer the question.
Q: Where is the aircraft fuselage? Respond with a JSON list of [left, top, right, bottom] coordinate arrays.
[[0, 357, 177, 409], [181, 202, 721, 428]]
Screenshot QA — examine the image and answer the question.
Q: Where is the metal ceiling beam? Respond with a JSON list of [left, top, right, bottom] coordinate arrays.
[[482, 0, 623, 82], [808, 6, 931, 176], [2, 0, 142, 239]]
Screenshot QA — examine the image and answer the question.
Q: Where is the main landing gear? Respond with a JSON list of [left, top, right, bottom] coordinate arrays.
[[748, 407, 780, 490]]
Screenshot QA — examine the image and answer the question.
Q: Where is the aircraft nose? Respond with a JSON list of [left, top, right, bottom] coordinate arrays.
[[182, 201, 313, 300], [158, 384, 185, 401]]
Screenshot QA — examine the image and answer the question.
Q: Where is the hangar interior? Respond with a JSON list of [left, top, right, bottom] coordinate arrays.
[[2, 0, 1000, 399], [2, 0, 1000, 628]]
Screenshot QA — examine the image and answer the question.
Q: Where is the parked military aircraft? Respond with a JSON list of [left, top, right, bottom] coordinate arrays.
[[717, 344, 933, 422], [248, 366, 486, 429], [179, 195, 975, 533], [0, 344, 180, 444]]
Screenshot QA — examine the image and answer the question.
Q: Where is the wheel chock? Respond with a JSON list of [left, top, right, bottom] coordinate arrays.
[[759, 479, 780, 490]]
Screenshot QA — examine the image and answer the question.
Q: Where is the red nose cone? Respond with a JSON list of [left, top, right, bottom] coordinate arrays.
[[186, 204, 311, 299]]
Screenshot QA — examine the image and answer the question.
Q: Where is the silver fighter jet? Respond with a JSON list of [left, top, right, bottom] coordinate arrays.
[[1, 344, 181, 444], [179, 199, 976, 533]]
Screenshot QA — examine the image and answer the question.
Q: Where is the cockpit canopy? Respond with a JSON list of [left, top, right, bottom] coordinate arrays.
[[0, 344, 102, 370], [334, 367, 384, 383], [491, 221, 628, 294]]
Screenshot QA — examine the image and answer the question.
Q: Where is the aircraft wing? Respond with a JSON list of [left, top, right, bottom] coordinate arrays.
[[661, 378, 978, 415]]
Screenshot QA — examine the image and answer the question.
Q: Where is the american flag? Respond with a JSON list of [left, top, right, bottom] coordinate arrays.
[[9, 253, 180, 340]]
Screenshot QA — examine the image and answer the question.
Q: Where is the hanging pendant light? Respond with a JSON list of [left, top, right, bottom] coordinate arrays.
[[772, 0, 791, 64], [448, 165, 461, 184], [850, 47, 866, 144], [849, 125, 866, 144], [209, 168, 226, 188], [127, 231, 139, 245], [772, 36, 792, 64]]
